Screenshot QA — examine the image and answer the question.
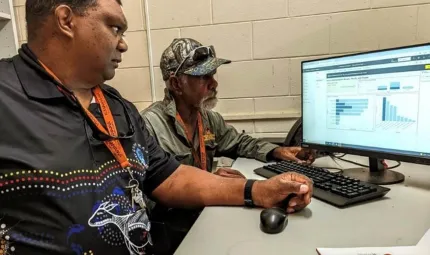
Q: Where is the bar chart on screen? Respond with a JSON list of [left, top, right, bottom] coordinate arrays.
[[327, 97, 374, 131], [357, 75, 420, 94], [376, 94, 418, 132]]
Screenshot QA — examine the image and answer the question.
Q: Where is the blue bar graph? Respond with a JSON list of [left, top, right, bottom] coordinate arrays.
[[334, 99, 368, 125], [382, 97, 386, 121], [390, 82, 401, 90], [382, 97, 414, 122]]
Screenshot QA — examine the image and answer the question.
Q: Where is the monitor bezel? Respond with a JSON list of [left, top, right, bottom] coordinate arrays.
[[300, 42, 430, 166]]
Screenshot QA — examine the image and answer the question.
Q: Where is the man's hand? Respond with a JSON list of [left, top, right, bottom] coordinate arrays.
[[272, 147, 316, 165], [213, 168, 246, 179], [252, 172, 313, 213]]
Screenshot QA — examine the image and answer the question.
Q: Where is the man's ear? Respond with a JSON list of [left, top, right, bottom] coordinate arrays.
[[169, 76, 183, 96], [54, 5, 75, 39]]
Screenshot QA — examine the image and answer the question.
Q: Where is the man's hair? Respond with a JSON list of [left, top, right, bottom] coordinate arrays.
[[25, 0, 122, 41]]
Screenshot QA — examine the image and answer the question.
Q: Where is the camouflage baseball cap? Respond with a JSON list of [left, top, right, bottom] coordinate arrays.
[[160, 38, 231, 81]]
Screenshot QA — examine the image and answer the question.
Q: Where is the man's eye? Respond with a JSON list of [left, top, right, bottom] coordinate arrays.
[[112, 26, 126, 38], [112, 26, 120, 34]]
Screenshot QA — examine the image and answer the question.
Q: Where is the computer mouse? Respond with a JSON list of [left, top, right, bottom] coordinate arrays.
[[259, 193, 296, 234], [260, 207, 288, 234]]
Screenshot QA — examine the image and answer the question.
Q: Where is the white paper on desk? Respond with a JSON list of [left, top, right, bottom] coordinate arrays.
[[417, 228, 430, 248], [316, 246, 430, 255]]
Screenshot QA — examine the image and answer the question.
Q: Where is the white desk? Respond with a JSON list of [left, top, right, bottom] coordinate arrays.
[[174, 156, 430, 255]]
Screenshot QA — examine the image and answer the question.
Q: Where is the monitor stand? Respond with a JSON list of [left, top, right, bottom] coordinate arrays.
[[341, 157, 405, 185]]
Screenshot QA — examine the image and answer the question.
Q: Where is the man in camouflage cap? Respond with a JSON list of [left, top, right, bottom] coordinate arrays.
[[142, 38, 315, 173], [140, 38, 315, 251]]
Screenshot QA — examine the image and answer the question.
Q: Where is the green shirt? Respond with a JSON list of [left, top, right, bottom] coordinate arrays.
[[140, 97, 280, 171]]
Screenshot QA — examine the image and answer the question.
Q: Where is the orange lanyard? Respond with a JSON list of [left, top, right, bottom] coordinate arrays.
[[175, 112, 207, 171], [39, 61, 131, 169]]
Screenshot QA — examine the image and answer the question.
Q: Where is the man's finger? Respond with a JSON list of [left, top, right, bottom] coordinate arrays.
[[289, 196, 305, 207], [221, 173, 243, 179], [288, 195, 307, 210], [306, 151, 317, 164], [311, 149, 317, 157], [285, 153, 305, 164], [229, 169, 246, 178], [279, 147, 304, 163], [279, 178, 309, 194], [222, 169, 246, 179], [284, 146, 300, 153], [286, 172, 313, 186], [288, 204, 306, 213], [288, 197, 308, 214], [218, 171, 246, 179], [304, 189, 312, 204], [231, 173, 246, 179], [219, 168, 243, 174]]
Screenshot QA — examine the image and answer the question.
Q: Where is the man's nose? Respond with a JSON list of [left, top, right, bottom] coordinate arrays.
[[118, 37, 128, 53], [210, 78, 218, 90]]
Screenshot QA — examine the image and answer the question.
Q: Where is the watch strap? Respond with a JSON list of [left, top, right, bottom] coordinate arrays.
[[244, 179, 257, 207]]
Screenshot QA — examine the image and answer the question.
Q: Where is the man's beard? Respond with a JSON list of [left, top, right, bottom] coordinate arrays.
[[202, 97, 218, 110], [201, 91, 218, 110]]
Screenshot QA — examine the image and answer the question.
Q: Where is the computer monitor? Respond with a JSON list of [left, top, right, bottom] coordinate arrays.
[[301, 43, 430, 185]]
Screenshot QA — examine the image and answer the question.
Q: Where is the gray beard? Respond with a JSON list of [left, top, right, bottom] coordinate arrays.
[[201, 97, 218, 110]]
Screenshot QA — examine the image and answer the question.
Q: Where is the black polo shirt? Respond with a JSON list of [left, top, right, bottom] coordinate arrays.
[[0, 45, 180, 255]]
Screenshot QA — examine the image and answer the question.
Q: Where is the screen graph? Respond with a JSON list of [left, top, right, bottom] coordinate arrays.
[[357, 75, 420, 94], [327, 98, 374, 131], [382, 97, 414, 122], [376, 95, 418, 131]]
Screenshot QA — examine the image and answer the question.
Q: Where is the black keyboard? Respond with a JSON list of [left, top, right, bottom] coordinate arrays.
[[254, 161, 390, 207]]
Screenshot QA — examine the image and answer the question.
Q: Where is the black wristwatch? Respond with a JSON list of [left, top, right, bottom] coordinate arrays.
[[244, 179, 257, 207]]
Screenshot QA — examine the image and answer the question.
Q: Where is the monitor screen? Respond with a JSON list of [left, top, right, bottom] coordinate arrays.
[[302, 44, 430, 160]]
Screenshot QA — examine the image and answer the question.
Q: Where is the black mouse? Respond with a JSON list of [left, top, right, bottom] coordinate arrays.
[[260, 207, 288, 234], [259, 193, 296, 234]]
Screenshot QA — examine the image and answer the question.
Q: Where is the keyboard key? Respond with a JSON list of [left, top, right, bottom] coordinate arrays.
[[331, 187, 341, 193], [314, 183, 323, 189]]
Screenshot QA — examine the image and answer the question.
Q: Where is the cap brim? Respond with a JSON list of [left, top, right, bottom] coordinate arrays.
[[183, 57, 231, 77]]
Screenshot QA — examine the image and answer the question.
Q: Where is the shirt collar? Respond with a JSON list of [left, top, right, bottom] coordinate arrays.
[[13, 45, 127, 118], [163, 90, 177, 119], [13, 44, 65, 100]]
